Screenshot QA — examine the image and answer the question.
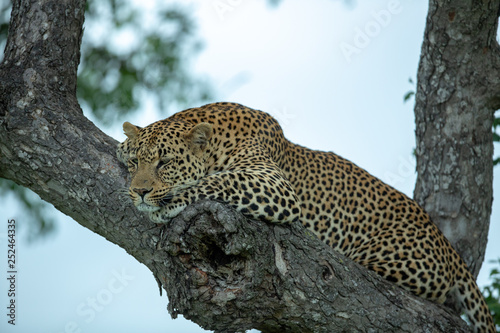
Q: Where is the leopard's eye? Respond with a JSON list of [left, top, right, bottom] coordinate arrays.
[[127, 158, 138, 171], [157, 157, 173, 169]]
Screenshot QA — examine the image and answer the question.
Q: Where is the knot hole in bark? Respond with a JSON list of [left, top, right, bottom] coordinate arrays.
[[203, 238, 240, 269], [321, 260, 335, 281]]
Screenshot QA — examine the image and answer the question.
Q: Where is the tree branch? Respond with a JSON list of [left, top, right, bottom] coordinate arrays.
[[154, 200, 470, 333]]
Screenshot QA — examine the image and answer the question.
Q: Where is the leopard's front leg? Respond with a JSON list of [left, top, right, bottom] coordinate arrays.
[[150, 165, 301, 224]]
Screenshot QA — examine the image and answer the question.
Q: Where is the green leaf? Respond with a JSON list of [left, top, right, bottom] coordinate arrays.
[[493, 113, 500, 128], [482, 259, 500, 327], [403, 91, 415, 103]]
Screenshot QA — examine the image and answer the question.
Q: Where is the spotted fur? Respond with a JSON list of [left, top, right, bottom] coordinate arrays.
[[117, 102, 495, 332]]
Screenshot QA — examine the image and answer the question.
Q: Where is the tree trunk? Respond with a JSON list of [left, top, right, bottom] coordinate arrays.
[[413, 0, 500, 279], [0, 0, 489, 332]]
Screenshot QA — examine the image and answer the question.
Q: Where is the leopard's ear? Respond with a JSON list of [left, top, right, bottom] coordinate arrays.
[[185, 122, 213, 154], [123, 122, 140, 140]]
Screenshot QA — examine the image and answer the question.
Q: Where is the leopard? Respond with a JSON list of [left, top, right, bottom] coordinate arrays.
[[117, 102, 495, 332]]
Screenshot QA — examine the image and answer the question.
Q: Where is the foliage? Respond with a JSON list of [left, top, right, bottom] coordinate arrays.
[[403, 77, 415, 103], [0, 3, 8, 59], [79, 0, 212, 125], [0, 0, 212, 239], [0, 178, 56, 241], [483, 258, 500, 331]]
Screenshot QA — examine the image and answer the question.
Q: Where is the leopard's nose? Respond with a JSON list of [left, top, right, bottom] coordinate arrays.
[[133, 187, 152, 199]]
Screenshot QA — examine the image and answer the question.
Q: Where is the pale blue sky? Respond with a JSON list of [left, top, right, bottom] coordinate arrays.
[[1, 1, 498, 332]]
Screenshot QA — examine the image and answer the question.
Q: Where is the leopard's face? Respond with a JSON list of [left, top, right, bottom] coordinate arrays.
[[117, 120, 213, 213]]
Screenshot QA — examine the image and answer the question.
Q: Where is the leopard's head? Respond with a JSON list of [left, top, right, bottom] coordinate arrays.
[[117, 119, 213, 213]]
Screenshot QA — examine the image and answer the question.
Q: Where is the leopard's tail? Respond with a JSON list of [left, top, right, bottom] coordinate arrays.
[[452, 262, 495, 333]]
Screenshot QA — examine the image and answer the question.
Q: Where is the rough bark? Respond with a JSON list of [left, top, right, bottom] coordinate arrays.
[[0, 0, 485, 332], [154, 200, 470, 333], [414, 0, 500, 279]]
